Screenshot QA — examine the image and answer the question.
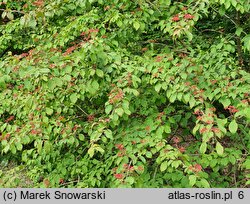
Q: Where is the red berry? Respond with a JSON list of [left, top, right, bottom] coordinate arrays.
[[184, 14, 194, 20], [114, 174, 123, 179], [172, 15, 180, 22]]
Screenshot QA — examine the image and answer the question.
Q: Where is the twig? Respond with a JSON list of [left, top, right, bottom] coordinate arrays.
[[153, 166, 158, 180], [0, 8, 25, 14], [59, 179, 81, 187], [145, 0, 161, 14], [210, 6, 247, 35], [201, 29, 224, 34], [233, 163, 238, 187], [76, 105, 88, 116]]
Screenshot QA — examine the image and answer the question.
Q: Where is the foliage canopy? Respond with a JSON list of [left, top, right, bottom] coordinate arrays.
[[0, 0, 250, 187]]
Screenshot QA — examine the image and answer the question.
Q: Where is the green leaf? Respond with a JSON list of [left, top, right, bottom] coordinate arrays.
[[236, 27, 243, 36], [104, 129, 113, 139], [96, 69, 104, 77], [160, 161, 168, 172], [46, 108, 53, 115], [133, 21, 140, 30], [220, 98, 231, 108], [94, 145, 104, 154], [189, 175, 196, 186], [125, 177, 135, 185], [16, 142, 23, 151], [164, 123, 171, 133], [155, 83, 161, 92], [78, 134, 85, 141], [169, 94, 176, 103], [216, 142, 224, 156], [91, 80, 99, 90], [88, 147, 95, 158], [200, 142, 207, 154], [11, 145, 16, 154], [29, 19, 37, 28], [183, 93, 190, 103], [115, 107, 124, 116], [189, 97, 196, 108], [105, 105, 113, 114], [243, 35, 250, 51], [229, 119, 238, 134], [54, 77, 63, 87], [70, 93, 78, 104], [224, 0, 231, 9], [229, 155, 236, 165], [1, 11, 7, 19], [64, 66, 72, 74], [7, 12, 14, 20], [145, 151, 152, 158], [200, 178, 210, 188], [231, 0, 237, 7]]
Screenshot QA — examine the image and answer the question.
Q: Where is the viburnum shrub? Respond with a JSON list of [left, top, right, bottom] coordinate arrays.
[[0, 0, 249, 187]]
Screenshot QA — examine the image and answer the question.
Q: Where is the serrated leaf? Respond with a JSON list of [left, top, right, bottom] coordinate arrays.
[[229, 119, 238, 134], [216, 141, 224, 156], [189, 175, 196, 186], [160, 161, 168, 172]]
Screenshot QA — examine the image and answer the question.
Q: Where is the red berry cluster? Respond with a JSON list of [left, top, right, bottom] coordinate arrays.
[[172, 14, 180, 22], [172, 136, 186, 153], [108, 88, 124, 104], [172, 13, 194, 22], [225, 106, 239, 114], [114, 173, 123, 179], [189, 164, 202, 173], [116, 143, 126, 157], [87, 114, 95, 122]]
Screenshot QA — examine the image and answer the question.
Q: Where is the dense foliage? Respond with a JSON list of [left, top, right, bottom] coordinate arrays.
[[0, 0, 250, 187]]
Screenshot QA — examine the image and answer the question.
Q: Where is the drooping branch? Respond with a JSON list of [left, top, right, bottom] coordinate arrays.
[[0, 8, 25, 14]]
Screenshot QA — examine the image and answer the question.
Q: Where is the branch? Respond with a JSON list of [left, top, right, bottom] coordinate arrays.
[[210, 6, 247, 35], [0, 8, 25, 14]]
